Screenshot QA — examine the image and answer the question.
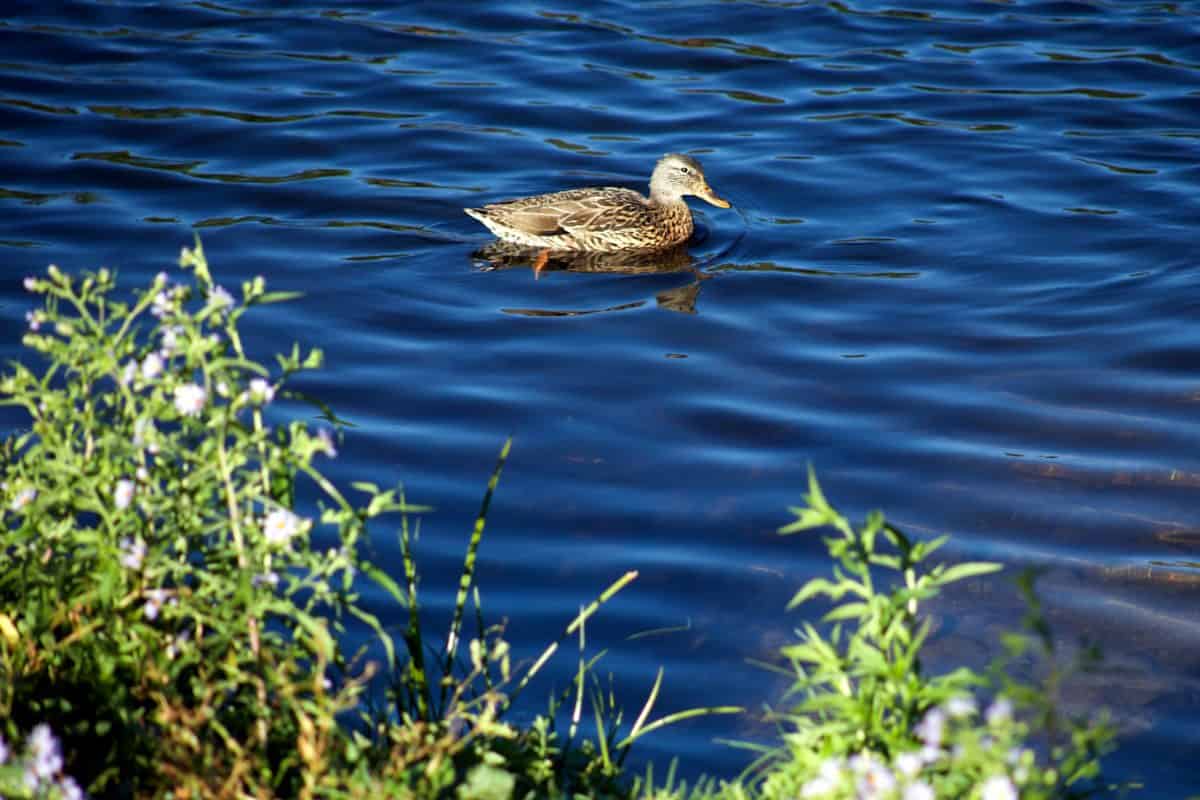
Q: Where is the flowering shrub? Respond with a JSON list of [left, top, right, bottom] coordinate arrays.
[[0, 244, 381, 796], [750, 474, 1116, 800], [0, 724, 84, 799]]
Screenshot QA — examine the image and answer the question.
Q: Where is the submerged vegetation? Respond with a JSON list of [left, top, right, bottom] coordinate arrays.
[[0, 244, 1116, 798]]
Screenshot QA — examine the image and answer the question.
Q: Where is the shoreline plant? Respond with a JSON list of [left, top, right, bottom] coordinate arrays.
[[0, 245, 1118, 799]]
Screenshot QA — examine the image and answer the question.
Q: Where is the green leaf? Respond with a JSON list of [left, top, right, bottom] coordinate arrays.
[[936, 561, 1003, 585]]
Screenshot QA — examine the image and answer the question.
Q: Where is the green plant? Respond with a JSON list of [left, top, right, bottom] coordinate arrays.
[[0, 243, 733, 799], [748, 472, 1116, 800]]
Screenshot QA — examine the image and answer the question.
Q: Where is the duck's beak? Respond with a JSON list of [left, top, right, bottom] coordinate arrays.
[[696, 183, 731, 209]]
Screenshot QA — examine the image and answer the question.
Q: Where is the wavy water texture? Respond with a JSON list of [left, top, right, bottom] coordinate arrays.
[[0, 0, 1198, 791]]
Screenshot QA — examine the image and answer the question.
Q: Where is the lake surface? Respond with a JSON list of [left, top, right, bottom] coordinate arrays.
[[2, 0, 1198, 792]]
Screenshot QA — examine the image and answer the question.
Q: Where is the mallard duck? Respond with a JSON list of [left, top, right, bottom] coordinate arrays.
[[464, 153, 731, 253]]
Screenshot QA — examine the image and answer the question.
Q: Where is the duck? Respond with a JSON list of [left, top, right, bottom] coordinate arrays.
[[464, 153, 731, 254]]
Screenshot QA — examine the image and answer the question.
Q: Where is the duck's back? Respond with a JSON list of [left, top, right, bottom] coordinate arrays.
[[466, 186, 692, 251]]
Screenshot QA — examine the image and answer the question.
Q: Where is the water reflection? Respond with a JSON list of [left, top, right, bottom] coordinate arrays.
[[475, 242, 709, 315]]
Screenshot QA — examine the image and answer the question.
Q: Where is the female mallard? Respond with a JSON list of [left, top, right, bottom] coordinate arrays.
[[464, 154, 731, 253]]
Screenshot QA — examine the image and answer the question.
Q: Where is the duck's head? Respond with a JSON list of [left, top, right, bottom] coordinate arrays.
[[649, 154, 731, 209]]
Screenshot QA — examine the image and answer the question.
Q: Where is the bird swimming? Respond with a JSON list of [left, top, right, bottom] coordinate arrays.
[[464, 154, 731, 253]]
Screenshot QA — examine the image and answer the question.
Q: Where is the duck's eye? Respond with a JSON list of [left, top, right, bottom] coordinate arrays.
[[678, 166, 690, 174]]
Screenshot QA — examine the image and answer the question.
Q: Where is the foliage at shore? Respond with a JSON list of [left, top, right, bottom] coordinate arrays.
[[0, 246, 1115, 799]]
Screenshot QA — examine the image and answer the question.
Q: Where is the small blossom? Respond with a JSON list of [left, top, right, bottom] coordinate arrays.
[[801, 758, 844, 798], [852, 756, 896, 800], [987, 697, 1014, 726], [317, 427, 338, 457], [895, 751, 923, 778], [946, 695, 978, 718], [114, 478, 135, 510], [252, 571, 280, 588], [58, 776, 85, 800], [119, 360, 137, 386], [144, 588, 168, 620], [166, 629, 190, 660], [209, 285, 234, 309], [25, 310, 41, 331], [28, 724, 62, 781], [160, 325, 183, 354], [904, 781, 935, 800], [136, 466, 149, 482], [914, 708, 946, 748], [247, 377, 274, 405], [980, 775, 1018, 800], [140, 352, 164, 380], [120, 536, 146, 570], [23, 276, 37, 292], [10, 487, 36, 512], [262, 508, 306, 547], [150, 290, 172, 318], [154, 271, 168, 286], [216, 380, 230, 397], [173, 383, 207, 417]]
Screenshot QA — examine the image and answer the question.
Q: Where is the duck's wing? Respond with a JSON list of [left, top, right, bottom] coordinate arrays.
[[476, 188, 648, 237]]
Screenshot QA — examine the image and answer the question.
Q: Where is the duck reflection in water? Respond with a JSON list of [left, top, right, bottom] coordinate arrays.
[[473, 241, 711, 315]]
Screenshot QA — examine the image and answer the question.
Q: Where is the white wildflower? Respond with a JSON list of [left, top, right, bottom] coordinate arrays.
[[140, 352, 163, 380], [252, 571, 280, 588], [136, 466, 149, 482], [154, 271, 168, 286], [150, 290, 172, 318], [904, 781, 935, 800], [160, 325, 183, 354], [263, 508, 306, 547], [987, 697, 1014, 726], [895, 751, 923, 778], [980, 775, 1018, 800], [317, 427, 337, 457], [23, 276, 37, 292], [24, 310, 40, 331], [216, 380, 230, 397], [914, 708, 946, 748], [58, 776, 84, 800], [114, 478, 135, 510], [119, 360, 137, 386], [120, 536, 146, 570], [173, 383, 207, 417], [859, 762, 897, 796], [801, 758, 844, 798], [28, 724, 62, 781], [10, 487, 36, 512], [144, 588, 168, 621], [946, 695, 978, 719], [208, 285, 234, 309], [248, 377, 274, 405]]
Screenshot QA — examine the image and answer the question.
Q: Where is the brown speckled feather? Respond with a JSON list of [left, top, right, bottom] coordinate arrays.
[[464, 154, 731, 253]]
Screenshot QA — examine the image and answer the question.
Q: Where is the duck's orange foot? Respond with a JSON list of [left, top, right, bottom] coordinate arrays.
[[533, 249, 550, 280]]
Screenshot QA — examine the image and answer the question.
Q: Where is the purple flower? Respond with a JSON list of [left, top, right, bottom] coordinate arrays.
[[28, 723, 63, 780], [119, 536, 145, 570], [914, 708, 946, 748], [144, 588, 169, 621], [58, 775, 85, 800], [317, 427, 338, 457]]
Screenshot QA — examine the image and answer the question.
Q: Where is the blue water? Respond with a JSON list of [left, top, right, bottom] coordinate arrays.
[[2, 0, 1199, 792]]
